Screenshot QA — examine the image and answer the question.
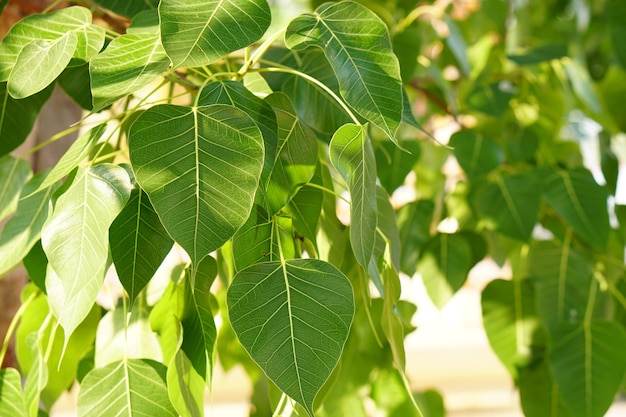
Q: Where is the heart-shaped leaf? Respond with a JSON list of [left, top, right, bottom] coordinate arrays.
[[129, 104, 264, 265], [159, 0, 271, 68], [228, 259, 354, 416], [286, 1, 403, 141]]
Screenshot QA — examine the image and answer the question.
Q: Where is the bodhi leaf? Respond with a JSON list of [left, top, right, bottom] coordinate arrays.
[[159, 0, 271, 69], [0, 155, 31, 222], [0, 368, 26, 417], [109, 189, 174, 306], [77, 359, 177, 417], [285, 1, 403, 142], [129, 104, 264, 266], [283, 168, 324, 249], [41, 164, 131, 339], [228, 259, 354, 416], [330, 123, 377, 269], [90, 33, 170, 111], [167, 333, 205, 417], [549, 321, 626, 417]]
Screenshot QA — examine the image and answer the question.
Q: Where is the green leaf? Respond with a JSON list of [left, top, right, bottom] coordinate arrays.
[[443, 16, 470, 76], [418, 233, 472, 309], [159, 0, 271, 68], [150, 278, 185, 365], [0, 155, 31, 222], [449, 130, 503, 180], [481, 279, 541, 380], [228, 259, 354, 416], [42, 164, 131, 338], [77, 359, 177, 417], [58, 64, 93, 110], [285, 1, 403, 141], [519, 360, 574, 417], [23, 241, 47, 293], [549, 321, 626, 417], [94, 0, 159, 18], [0, 368, 26, 417], [0, 172, 56, 278], [473, 171, 541, 241], [529, 239, 593, 331], [283, 174, 323, 249], [466, 82, 514, 117], [608, 0, 626, 70], [23, 334, 48, 417], [330, 123, 378, 269], [507, 44, 568, 66], [37, 124, 106, 192], [127, 10, 160, 35], [90, 33, 170, 110], [264, 93, 318, 214], [71, 24, 105, 66], [129, 104, 265, 265], [397, 199, 434, 276], [110, 189, 174, 305], [381, 255, 406, 371], [542, 168, 610, 250], [167, 344, 205, 417], [0, 82, 54, 156], [0, 6, 92, 81], [375, 139, 421, 194]]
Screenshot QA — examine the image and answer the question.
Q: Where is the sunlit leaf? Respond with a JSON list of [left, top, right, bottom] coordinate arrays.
[[90, 33, 170, 110], [109, 189, 174, 305], [0, 155, 31, 222], [549, 321, 626, 417], [0, 368, 26, 417], [167, 341, 205, 417], [42, 164, 131, 339], [228, 259, 354, 416], [23, 334, 47, 417], [71, 24, 105, 66], [129, 104, 264, 265], [77, 359, 177, 417], [286, 1, 403, 141], [330, 123, 377, 269], [159, 0, 271, 68]]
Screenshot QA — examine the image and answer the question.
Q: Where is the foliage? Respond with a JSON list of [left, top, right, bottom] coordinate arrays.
[[0, 0, 625, 416]]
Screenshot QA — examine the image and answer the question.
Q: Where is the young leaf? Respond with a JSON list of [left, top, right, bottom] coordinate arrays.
[[77, 359, 177, 417], [109, 189, 174, 306], [159, 0, 271, 68], [42, 164, 131, 338], [285, 1, 403, 141], [129, 104, 265, 265], [0, 155, 31, 222], [90, 33, 170, 111], [0, 368, 26, 417], [228, 259, 355, 416], [330, 123, 378, 269]]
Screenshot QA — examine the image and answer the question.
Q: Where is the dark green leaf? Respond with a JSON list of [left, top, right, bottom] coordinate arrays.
[[398, 199, 434, 276], [283, 169, 323, 249], [375, 140, 420, 194], [23, 241, 47, 293], [449, 130, 503, 180], [466, 82, 514, 117], [519, 360, 574, 417], [58, 64, 93, 110], [608, 0, 626, 69], [507, 44, 568, 65], [93, 0, 158, 18]]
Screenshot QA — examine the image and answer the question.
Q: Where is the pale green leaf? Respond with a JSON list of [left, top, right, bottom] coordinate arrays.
[[129, 104, 264, 265], [37, 124, 106, 192], [42, 164, 131, 338], [0, 82, 54, 156], [0, 6, 92, 81], [228, 259, 354, 416], [285, 1, 403, 141], [264, 92, 318, 214], [543, 168, 610, 250], [549, 321, 626, 417], [0, 155, 31, 222], [0, 171, 56, 278], [90, 33, 170, 110], [71, 24, 105, 65], [23, 334, 48, 417], [159, 0, 271, 68], [0, 368, 26, 417], [150, 279, 185, 365], [167, 346, 205, 417], [77, 359, 177, 417], [110, 189, 174, 305]]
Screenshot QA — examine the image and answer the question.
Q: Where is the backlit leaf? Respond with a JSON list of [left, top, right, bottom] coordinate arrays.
[[129, 104, 264, 265], [0, 368, 26, 417], [0, 155, 31, 222], [159, 0, 271, 68], [167, 343, 205, 417], [228, 259, 354, 416]]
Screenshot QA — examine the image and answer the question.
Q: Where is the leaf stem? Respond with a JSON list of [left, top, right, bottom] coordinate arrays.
[[237, 27, 288, 79], [19, 125, 82, 158], [0, 290, 38, 366]]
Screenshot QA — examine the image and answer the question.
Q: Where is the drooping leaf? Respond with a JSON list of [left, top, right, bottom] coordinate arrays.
[[0, 155, 31, 222], [129, 104, 264, 265], [283, 168, 323, 249], [228, 259, 355, 416], [109, 189, 174, 305], [285, 1, 403, 141], [90, 33, 170, 110], [159, 0, 271, 68], [93, 0, 159, 18], [0, 368, 26, 417], [375, 139, 421, 194], [473, 171, 541, 241], [0, 82, 54, 156], [264, 92, 318, 214], [42, 164, 131, 338], [418, 233, 472, 309], [519, 360, 574, 417], [23, 334, 48, 417], [167, 343, 205, 417], [329, 123, 378, 269], [0, 171, 57, 278], [397, 199, 434, 276], [381, 254, 406, 371], [77, 359, 177, 417], [449, 130, 503, 180], [549, 321, 626, 417], [528, 239, 594, 331], [542, 168, 610, 250]]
